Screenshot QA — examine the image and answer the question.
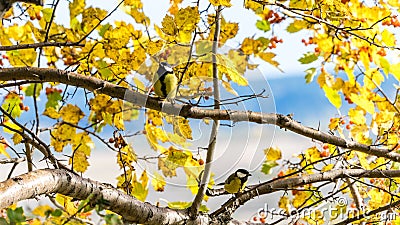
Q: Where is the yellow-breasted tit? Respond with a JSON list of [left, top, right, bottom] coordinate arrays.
[[221, 169, 251, 194], [153, 62, 178, 100]]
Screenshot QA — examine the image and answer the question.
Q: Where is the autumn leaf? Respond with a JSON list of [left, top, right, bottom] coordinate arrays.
[[322, 85, 342, 109], [298, 52, 318, 64], [59, 104, 85, 124], [151, 172, 166, 192], [209, 0, 232, 7]]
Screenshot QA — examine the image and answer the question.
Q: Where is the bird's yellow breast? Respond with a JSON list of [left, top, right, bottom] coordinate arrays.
[[154, 73, 177, 98], [224, 177, 246, 194]]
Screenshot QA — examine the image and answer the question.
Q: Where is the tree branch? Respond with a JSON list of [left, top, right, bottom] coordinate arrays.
[[0, 67, 399, 162], [210, 169, 400, 218], [0, 169, 205, 224], [190, 5, 223, 219], [0, 42, 84, 51]]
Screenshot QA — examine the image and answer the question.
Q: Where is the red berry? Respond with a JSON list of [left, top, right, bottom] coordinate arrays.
[[198, 159, 204, 165], [109, 138, 114, 143]]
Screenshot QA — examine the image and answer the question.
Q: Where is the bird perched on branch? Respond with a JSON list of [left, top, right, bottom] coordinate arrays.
[[0, 0, 43, 18], [153, 62, 178, 100], [221, 169, 251, 194]]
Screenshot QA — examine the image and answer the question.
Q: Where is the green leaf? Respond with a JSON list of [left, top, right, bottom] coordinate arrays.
[[305, 68, 317, 83], [299, 52, 318, 64], [99, 23, 111, 38], [256, 20, 270, 32], [25, 83, 42, 97], [298, 52, 318, 64], [379, 57, 390, 76], [323, 85, 342, 109], [97, 60, 113, 80], [0, 217, 8, 225], [41, 8, 54, 23], [286, 20, 307, 33], [104, 214, 123, 225], [51, 209, 63, 217], [261, 160, 279, 174], [7, 207, 26, 224], [46, 92, 62, 109]]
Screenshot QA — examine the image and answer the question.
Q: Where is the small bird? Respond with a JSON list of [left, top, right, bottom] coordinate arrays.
[[153, 62, 178, 100], [0, 0, 43, 18], [222, 169, 251, 194]]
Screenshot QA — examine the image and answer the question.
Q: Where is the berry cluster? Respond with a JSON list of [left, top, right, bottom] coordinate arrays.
[[268, 36, 283, 49], [45, 87, 62, 95], [159, 49, 172, 61], [301, 37, 314, 46], [0, 54, 8, 66], [29, 11, 42, 21], [109, 134, 127, 149], [382, 16, 400, 27], [265, 10, 284, 24]]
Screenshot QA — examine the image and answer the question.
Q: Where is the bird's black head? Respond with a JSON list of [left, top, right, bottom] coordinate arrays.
[[235, 169, 251, 181], [157, 62, 174, 78]]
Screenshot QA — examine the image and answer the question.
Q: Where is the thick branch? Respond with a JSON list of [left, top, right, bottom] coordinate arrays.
[[0, 169, 204, 224], [210, 169, 400, 218], [0, 67, 399, 162]]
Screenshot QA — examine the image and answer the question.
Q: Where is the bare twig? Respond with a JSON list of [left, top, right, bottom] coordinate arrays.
[[0, 157, 25, 164]]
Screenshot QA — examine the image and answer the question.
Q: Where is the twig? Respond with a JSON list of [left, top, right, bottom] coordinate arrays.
[[0, 42, 84, 51], [0, 157, 25, 164]]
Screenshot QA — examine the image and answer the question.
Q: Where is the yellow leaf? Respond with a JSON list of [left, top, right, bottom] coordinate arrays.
[[69, 0, 85, 19], [12, 133, 23, 145], [173, 117, 193, 140], [258, 52, 280, 69], [59, 104, 85, 124], [209, 0, 232, 7], [328, 118, 340, 131], [70, 150, 89, 172], [322, 164, 334, 172], [128, 7, 148, 24], [124, 0, 143, 8], [175, 7, 199, 32], [359, 50, 370, 70], [220, 21, 238, 44], [390, 63, 400, 81], [278, 196, 290, 214], [222, 81, 239, 96], [349, 93, 375, 114], [151, 172, 166, 192], [264, 147, 282, 161], [348, 108, 366, 125], [161, 15, 178, 36], [43, 107, 60, 119], [117, 145, 137, 168], [146, 40, 163, 55], [382, 29, 395, 47], [241, 38, 262, 55], [0, 139, 10, 158], [322, 85, 342, 108], [55, 194, 77, 215], [32, 205, 53, 217], [3, 120, 22, 134]]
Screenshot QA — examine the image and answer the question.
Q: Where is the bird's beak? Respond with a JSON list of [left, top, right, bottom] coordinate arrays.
[[249, 174, 252, 176]]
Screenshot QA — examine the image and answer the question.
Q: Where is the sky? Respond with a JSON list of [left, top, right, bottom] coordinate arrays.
[[0, 0, 344, 223]]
